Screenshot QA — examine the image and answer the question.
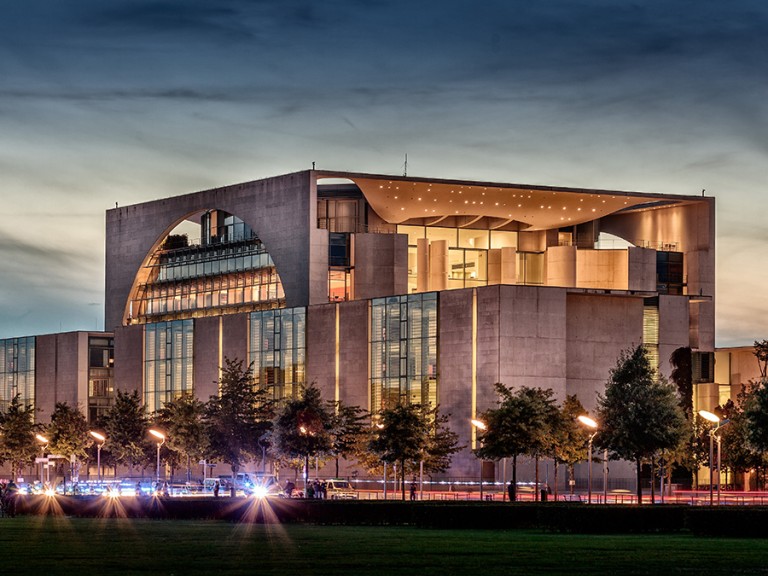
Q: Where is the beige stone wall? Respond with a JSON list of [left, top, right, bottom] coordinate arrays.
[[353, 233, 408, 300], [35, 332, 89, 422], [575, 249, 628, 290]]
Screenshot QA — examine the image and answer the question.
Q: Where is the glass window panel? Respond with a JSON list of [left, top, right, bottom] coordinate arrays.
[[458, 229, 490, 249], [426, 227, 457, 247]]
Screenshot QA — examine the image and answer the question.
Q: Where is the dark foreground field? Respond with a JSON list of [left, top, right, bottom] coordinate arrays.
[[2, 516, 768, 576]]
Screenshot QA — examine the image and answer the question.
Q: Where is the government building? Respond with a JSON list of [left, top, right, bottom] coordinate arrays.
[[3, 169, 719, 487]]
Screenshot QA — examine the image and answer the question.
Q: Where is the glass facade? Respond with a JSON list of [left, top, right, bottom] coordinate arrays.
[[88, 336, 115, 423], [0, 337, 35, 411], [399, 225, 529, 293], [129, 211, 285, 325], [249, 308, 306, 402], [370, 293, 438, 412], [144, 320, 194, 413], [643, 297, 660, 374]]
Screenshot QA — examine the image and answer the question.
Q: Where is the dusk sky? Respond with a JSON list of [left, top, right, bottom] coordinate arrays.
[[0, 1, 765, 346]]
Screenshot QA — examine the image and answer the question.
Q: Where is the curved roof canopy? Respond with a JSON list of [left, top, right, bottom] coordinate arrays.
[[317, 171, 696, 231]]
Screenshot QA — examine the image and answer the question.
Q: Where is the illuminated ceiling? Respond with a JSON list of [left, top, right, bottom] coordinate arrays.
[[317, 171, 696, 231]]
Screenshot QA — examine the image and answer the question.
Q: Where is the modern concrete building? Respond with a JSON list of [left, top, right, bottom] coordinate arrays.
[[103, 169, 716, 487]]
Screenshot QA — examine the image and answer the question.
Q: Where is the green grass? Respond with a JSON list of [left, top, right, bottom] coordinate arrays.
[[2, 516, 768, 575]]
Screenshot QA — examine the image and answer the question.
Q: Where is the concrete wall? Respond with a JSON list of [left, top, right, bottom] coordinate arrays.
[[193, 317, 221, 400], [565, 293, 644, 412], [627, 247, 657, 292], [353, 233, 408, 300], [498, 285, 568, 398], [576, 249, 628, 290], [106, 171, 317, 330], [546, 245, 576, 287], [35, 332, 89, 422], [658, 295, 691, 381], [114, 325, 144, 395]]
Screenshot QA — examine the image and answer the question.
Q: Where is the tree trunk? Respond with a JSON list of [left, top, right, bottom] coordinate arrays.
[[335, 456, 340, 478], [534, 455, 540, 502], [650, 456, 656, 504], [400, 459, 407, 501], [511, 454, 518, 502], [553, 460, 559, 500], [636, 458, 643, 503]]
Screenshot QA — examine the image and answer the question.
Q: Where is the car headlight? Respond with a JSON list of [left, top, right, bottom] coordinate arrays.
[[253, 485, 268, 499]]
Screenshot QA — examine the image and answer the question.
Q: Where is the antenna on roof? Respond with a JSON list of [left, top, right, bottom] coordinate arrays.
[[403, 153, 408, 177], [312, 161, 316, 170], [701, 188, 705, 196]]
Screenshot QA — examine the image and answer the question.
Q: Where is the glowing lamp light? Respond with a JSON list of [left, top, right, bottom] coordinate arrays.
[[699, 410, 720, 423], [36, 434, 49, 444], [253, 485, 268, 499], [470, 419, 487, 431], [577, 415, 598, 429]]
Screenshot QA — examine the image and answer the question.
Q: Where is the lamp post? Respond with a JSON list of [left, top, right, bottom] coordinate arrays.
[[90, 431, 106, 483], [36, 433, 49, 486], [148, 429, 166, 485], [471, 419, 487, 501], [577, 415, 598, 504], [699, 410, 730, 506]]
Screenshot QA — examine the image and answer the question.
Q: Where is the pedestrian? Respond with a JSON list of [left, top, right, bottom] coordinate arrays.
[[306, 483, 315, 499], [213, 481, 220, 498], [285, 480, 295, 498], [507, 481, 515, 502], [410, 481, 417, 501]]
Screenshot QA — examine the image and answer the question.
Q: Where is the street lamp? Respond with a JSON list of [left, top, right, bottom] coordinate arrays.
[[699, 410, 730, 505], [90, 431, 106, 483], [36, 434, 49, 485], [577, 415, 598, 504], [470, 419, 487, 501], [148, 429, 166, 485]]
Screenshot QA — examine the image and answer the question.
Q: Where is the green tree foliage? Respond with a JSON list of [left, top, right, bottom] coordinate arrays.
[[754, 340, 768, 378], [271, 385, 333, 486], [550, 395, 591, 496], [366, 403, 459, 500], [475, 384, 557, 500], [46, 402, 90, 482], [669, 347, 693, 417], [327, 400, 368, 478], [717, 394, 761, 486], [597, 345, 687, 502], [154, 393, 208, 482], [205, 358, 272, 485], [0, 394, 40, 480], [101, 389, 150, 474]]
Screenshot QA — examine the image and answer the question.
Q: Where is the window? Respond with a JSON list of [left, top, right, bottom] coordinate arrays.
[[144, 320, 194, 413], [250, 308, 306, 402], [370, 293, 437, 411], [0, 337, 35, 411]]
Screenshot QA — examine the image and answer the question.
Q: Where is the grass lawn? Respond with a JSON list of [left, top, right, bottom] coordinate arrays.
[[2, 516, 768, 576]]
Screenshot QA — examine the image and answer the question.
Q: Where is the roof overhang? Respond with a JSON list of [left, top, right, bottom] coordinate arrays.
[[316, 170, 704, 231]]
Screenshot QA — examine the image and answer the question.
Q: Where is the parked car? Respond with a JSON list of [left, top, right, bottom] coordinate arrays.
[[325, 479, 357, 500]]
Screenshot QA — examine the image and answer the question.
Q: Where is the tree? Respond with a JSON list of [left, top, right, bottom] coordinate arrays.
[[0, 394, 40, 480], [550, 395, 591, 498], [101, 389, 150, 474], [154, 394, 208, 482], [754, 340, 768, 378], [367, 403, 429, 501], [271, 385, 333, 488], [669, 347, 693, 417], [596, 345, 687, 503], [45, 402, 90, 483], [327, 400, 368, 478], [718, 393, 762, 488], [205, 358, 272, 492], [475, 384, 556, 501]]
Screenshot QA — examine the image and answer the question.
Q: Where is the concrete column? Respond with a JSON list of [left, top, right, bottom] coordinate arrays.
[[429, 240, 448, 291], [417, 237, 430, 292], [500, 247, 517, 284], [546, 245, 577, 287]]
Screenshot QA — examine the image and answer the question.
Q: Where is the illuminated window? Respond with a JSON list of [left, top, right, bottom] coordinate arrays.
[[370, 293, 438, 411], [0, 337, 35, 411], [144, 320, 194, 413], [249, 308, 306, 402]]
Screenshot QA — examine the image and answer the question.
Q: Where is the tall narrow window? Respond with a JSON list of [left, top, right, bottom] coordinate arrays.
[[144, 320, 194, 413], [643, 297, 660, 374], [0, 337, 35, 411], [250, 307, 306, 402], [370, 293, 437, 412]]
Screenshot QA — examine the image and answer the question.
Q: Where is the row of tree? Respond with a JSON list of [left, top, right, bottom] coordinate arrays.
[[0, 359, 461, 499], [4, 344, 768, 500]]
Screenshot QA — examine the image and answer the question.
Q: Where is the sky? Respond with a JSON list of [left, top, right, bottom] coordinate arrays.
[[0, 0, 766, 346]]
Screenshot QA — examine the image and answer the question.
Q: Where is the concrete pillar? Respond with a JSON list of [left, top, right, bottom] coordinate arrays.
[[546, 245, 577, 287], [500, 247, 517, 284], [487, 249, 501, 285], [417, 237, 430, 292], [429, 240, 448, 291]]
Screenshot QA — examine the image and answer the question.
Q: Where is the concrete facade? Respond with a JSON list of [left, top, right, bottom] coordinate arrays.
[[97, 169, 719, 487]]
